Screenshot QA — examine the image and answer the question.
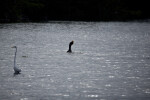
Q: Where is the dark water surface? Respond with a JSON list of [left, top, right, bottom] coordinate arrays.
[[0, 21, 150, 100]]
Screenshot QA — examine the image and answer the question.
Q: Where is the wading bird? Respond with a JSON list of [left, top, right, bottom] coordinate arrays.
[[67, 41, 74, 53], [12, 46, 21, 74]]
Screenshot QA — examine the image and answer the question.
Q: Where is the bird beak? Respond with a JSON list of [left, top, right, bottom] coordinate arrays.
[[11, 46, 15, 48]]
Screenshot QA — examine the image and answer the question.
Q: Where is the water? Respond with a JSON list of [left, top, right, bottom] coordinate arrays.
[[0, 21, 150, 100]]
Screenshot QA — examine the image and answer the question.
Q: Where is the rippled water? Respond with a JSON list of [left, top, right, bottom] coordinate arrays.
[[0, 21, 150, 100]]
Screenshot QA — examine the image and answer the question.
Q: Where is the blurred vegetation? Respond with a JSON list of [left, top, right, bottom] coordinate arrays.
[[0, 0, 149, 22]]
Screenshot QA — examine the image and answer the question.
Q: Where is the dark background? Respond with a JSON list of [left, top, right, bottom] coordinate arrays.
[[0, 0, 150, 22]]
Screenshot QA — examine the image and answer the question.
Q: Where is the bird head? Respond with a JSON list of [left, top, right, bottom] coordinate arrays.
[[71, 40, 74, 44]]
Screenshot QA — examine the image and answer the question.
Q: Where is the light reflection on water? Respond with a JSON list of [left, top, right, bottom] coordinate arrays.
[[0, 21, 150, 100]]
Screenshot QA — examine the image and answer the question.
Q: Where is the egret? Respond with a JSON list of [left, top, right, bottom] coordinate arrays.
[[12, 46, 21, 74]]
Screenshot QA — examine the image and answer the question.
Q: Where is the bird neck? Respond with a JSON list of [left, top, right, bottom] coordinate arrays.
[[14, 47, 17, 68], [68, 45, 72, 52]]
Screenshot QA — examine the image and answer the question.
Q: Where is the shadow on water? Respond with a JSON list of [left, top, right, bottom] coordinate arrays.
[[67, 51, 83, 55], [13, 73, 26, 78], [13, 73, 21, 77]]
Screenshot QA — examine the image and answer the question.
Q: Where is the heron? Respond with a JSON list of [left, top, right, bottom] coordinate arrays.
[[67, 41, 74, 53], [12, 46, 21, 74]]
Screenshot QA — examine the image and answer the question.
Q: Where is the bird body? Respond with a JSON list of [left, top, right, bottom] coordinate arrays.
[[12, 46, 21, 74], [14, 66, 21, 74]]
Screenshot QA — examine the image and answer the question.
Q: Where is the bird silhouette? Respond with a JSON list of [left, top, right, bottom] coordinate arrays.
[[12, 46, 21, 74], [67, 41, 74, 53]]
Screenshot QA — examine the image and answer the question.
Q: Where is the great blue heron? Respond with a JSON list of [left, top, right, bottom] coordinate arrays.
[[67, 41, 74, 53], [12, 46, 21, 74]]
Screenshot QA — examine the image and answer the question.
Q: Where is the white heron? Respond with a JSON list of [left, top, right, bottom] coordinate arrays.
[[12, 46, 21, 74], [67, 41, 74, 53]]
